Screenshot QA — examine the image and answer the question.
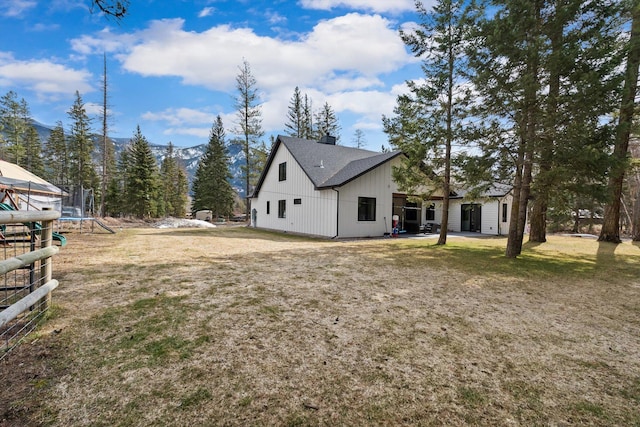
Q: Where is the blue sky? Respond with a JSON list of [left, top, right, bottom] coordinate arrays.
[[0, 0, 432, 151]]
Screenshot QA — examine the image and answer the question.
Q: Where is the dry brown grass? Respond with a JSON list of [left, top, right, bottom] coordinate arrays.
[[2, 227, 640, 426]]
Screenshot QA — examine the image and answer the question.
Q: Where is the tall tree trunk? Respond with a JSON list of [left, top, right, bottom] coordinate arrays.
[[506, 0, 540, 258], [530, 0, 563, 243], [506, 145, 524, 258], [101, 54, 108, 217], [599, 2, 640, 242], [438, 23, 455, 246], [633, 184, 640, 240]]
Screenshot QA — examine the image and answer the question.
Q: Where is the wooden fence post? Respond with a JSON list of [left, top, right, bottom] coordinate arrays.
[[40, 207, 54, 311]]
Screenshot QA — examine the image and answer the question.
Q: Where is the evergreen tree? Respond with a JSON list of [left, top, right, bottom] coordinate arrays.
[[192, 116, 235, 219], [23, 126, 45, 177], [528, 0, 622, 242], [99, 54, 117, 217], [384, 0, 470, 245], [233, 59, 264, 216], [314, 101, 341, 141], [0, 91, 30, 164], [250, 140, 269, 191], [103, 172, 123, 217], [67, 91, 98, 188], [122, 126, 162, 218], [285, 86, 305, 137], [105, 148, 129, 217], [160, 142, 188, 217], [600, 0, 640, 242], [469, 0, 546, 257], [43, 121, 69, 185], [353, 129, 366, 149], [302, 94, 314, 139]]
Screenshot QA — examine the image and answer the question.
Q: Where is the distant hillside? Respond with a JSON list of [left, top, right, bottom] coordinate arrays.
[[30, 121, 247, 197]]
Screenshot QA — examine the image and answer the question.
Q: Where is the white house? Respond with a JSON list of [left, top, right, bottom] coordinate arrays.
[[250, 135, 514, 238], [250, 135, 406, 238], [423, 183, 514, 236]]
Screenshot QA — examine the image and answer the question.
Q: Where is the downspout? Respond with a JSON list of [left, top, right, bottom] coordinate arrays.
[[332, 187, 339, 239], [498, 199, 501, 235]]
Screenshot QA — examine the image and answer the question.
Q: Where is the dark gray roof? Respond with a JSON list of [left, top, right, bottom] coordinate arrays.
[[252, 135, 403, 196]]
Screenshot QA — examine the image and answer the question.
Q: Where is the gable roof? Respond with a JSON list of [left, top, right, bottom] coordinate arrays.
[[252, 135, 403, 196]]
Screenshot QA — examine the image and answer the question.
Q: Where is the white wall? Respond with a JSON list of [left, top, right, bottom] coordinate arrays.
[[337, 157, 402, 238], [251, 144, 338, 237], [426, 195, 512, 235]]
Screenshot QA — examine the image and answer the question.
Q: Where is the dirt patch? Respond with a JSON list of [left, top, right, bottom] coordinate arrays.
[[1, 227, 639, 426]]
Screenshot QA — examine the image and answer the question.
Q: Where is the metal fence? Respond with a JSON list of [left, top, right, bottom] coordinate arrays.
[[0, 209, 60, 361]]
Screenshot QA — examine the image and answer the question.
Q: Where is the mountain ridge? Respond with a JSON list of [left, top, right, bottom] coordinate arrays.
[[30, 121, 247, 197]]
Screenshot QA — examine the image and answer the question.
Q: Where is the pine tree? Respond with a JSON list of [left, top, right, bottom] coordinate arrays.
[[122, 126, 162, 218], [465, 0, 625, 255], [528, 0, 622, 242], [43, 121, 69, 185], [384, 0, 470, 245], [99, 54, 117, 217], [160, 142, 188, 217], [600, 0, 640, 242], [23, 126, 45, 177], [353, 129, 366, 149], [67, 91, 97, 188], [314, 101, 341, 141], [0, 91, 30, 164], [233, 60, 264, 216], [302, 94, 314, 140], [192, 116, 235, 219], [285, 86, 305, 137]]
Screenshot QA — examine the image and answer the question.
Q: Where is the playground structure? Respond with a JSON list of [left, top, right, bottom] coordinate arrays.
[[57, 185, 115, 234]]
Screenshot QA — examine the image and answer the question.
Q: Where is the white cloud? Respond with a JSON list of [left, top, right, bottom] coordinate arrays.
[[70, 27, 137, 55], [141, 107, 242, 139], [299, 0, 416, 14], [0, 53, 93, 98], [142, 107, 217, 127], [68, 12, 419, 142], [265, 10, 287, 25], [198, 7, 214, 18], [104, 14, 411, 93], [164, 127, 211, 138], [0, 0, 36, 17]]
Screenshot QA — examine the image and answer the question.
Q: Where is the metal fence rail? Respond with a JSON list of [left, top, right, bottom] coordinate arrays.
[[0, 209, 61, 360]]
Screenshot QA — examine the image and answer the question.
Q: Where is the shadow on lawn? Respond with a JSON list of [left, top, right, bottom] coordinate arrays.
[[141, 226, 330, 243], [373, 241, 594, 279], [596, 240, 617, 266]]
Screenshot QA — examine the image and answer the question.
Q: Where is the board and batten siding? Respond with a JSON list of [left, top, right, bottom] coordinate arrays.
[[337, 157, 402, 238], [251, 144, 338, 237], [427, 196, 512, 236]]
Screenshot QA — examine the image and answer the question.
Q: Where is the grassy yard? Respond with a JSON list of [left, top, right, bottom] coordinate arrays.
[[2, 227, 639, 426]]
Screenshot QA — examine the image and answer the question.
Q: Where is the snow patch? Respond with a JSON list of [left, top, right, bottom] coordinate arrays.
[[153, 218, 217, 229]]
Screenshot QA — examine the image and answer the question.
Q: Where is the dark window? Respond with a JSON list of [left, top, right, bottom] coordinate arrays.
[[278, 200, 286, 218], [279, 162, 286, 181], [293, 198, 302, 205], [426, 203, 435, 221], [266, 201, 270, 215], [502, 203, 508, 222], [405, 202, 418, 221], [358, 197, 376, 221]]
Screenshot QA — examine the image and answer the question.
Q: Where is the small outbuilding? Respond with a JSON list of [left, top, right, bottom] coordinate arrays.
[[0, 160, 64, 211]]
